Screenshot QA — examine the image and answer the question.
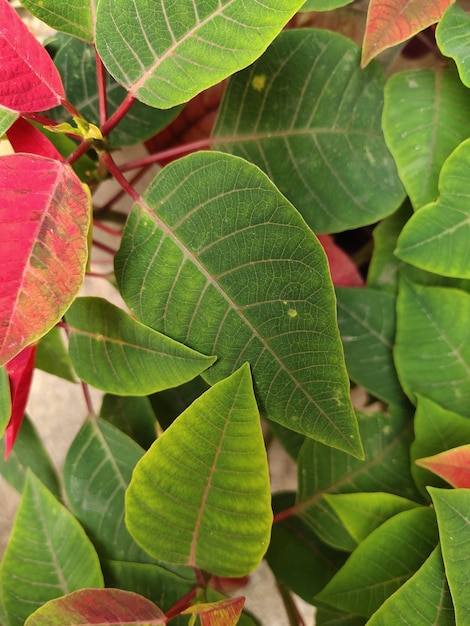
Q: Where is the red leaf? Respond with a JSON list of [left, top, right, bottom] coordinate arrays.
[[0, 0, 65, 112], [416, 445, 470, 488], [4, 344, 36, 459], [25, 588, 167, 625], [361, 0, 454, 67], [182, 596, 245, 626], [7, 118, 64, 160], [317, 235, 364, 287], [0, 154, 90, 367]]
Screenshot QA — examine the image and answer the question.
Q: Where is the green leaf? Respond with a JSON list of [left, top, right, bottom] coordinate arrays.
[[430, 487, 470, 625], [316, 609, 366, 625], [0, 106, 18, 136], [301, 0, 355, 9], [366, 545, 455, 625], [411, 395, 470, 497], [100, 394, 157, 450], [24, 589, 166, 626], [1, 472, 103, 626], [316, 507, 439, 618], [213, 29, 404, 234], [149, 376, 210, 431], [115, 151, 361, 457], [66, 297, 215, 396], [18, 0, 93, 42], [395, 278, 470, 415], [35, 326, 76, 382], [436, 3, 470, 88], [0, 414, 60, 498], [335, 287, 407, 406], [396, 139, 470, 279], [126, 364, 272, 577], [297, 408, 420, 551], [0, 365, 11, 436], [266, 492, 347, 603], [95, 0, 304, 109], [63, 417, 153, 563], [324, 492, 420, 545], [49, 36, 180, 147], [383, 67, 470, 210]]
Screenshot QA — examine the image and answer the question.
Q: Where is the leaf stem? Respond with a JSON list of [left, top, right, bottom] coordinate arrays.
[[101, 92, 135, 137], [101, 152, 141, 202], [92, 239, 117, 256], [94, 47, 108, 127], [93, 220, 122, 237], [81, 381, 95, 416], [165, 586, 198, 620], [276, 580, 307, 626], [119, 136, 215, 172]]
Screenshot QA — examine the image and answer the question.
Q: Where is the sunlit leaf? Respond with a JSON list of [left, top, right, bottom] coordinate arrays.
[[0, 0, 65, 111], [49, 36, 181, 148], [366, 545, 455, 625], [66, 297, 215, 395], [0, 154, 90, 366], [335, 287, 407, 406], [213, 29, 404, 233], [316, 507, 438, 618], [396, 139, 470, 279], [0, 414, 60, 497], [24, 588, 166, 626], [126, 364, 272, 577], [395, 278, 470, 415], [63, 417, 151, 563], [115, 151, 361, 456], [95, 0, 304, 109], [324, 492, 419, 545], [18, 0, 94, 42], [182, 597, 244, 626], [301, 0, 355, 9], [297, 408, 419, 551], [430, 487, 470, 625], [361, 0, 454, 67], [411, 395, 470, 497], [383, 67, 470, 210], [4, 345, 36, 457], [416, 445, 470, 488], [0, 106, 18, 135], [436, 3, 470, 87], [2, 472, 103, 626]]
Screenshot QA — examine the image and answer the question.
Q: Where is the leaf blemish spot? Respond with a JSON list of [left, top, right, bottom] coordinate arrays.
[[288, 308, 297, 318], [252, 74, 267, 92]]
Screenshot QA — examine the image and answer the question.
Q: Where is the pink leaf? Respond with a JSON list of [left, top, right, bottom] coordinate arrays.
[[416, 445, 470, 488], [0, 0, 65, 112], [317, 235, 364, 287], [25, 588, 167, 625], [182, 596, 245, 626], [0, 154, 90, 367], [7, 118, 64, 160], [4, 344, 36, 459], [361, 0, 454, 67]]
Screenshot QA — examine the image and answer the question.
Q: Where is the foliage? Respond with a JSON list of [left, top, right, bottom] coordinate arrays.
[[1, 0, 470, 623]]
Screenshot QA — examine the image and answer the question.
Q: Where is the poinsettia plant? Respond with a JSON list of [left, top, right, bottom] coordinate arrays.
[[1, 0, 470, 623]]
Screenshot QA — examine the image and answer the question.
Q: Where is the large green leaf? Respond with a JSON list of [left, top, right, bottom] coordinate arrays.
[[383, 67, 470, 210], [18, 0, 93, 42], [95, 0, 304, 109], [66, 297, 215, 395], [126, 364, 272, 577], [115, 151, 361, 456], [0, 414, 60, 498], [100, 394, 157, 450], [49, 36, 180, 147], [411, 395, 470, 498], [63, 417, 151, 563], [366, 545, 455, 625], [315, 609, 366, 625], [297, 408, 419, 551], [437, 3, 470, 88], [213, 28, 404, 233], [396, 139, 470, 279], [35, 325, 76, 382], [301, 0, 355, 9], [395, 278, 470, 415], [1, 472, 103, 626], [430, 488, 470, 625], [316, 507, 439, 618], [335, 287, 406, 406]]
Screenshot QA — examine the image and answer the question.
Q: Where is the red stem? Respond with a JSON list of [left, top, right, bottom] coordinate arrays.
[[165, 587, 198, 620], [93, 239, 118, 256], [119, 136, 215, 172], [95, 48, 108, 127], [101, 152, 141, 202], [101, 92, 135, 137], [81, 381, 95, 416], [272, 505, 299, 524], [67, 139, 92, 165], [93, 220, 122, 237], [61, 98, 83, 119]]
